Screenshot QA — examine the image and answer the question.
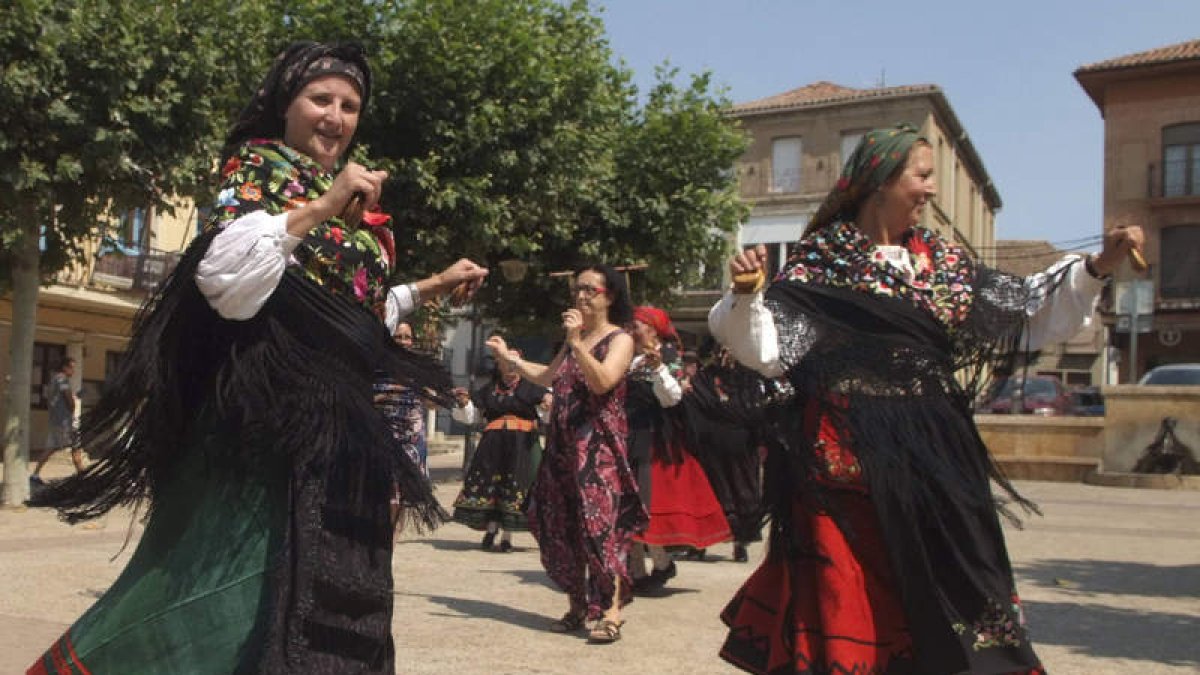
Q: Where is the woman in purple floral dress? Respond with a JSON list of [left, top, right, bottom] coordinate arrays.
[[486, 264, 646, 644]]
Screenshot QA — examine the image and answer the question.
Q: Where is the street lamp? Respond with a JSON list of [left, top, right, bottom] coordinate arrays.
[[499, 258, 529, 283]]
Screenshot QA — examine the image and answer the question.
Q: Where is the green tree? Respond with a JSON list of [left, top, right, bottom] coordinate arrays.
[[0, 0, 747, 503], [359, 0, 747, 332], [597, 66, 748, 304], [0, 0, 263, 504]]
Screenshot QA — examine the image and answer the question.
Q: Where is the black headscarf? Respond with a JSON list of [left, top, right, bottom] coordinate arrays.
[[222, 41, 372, 161]]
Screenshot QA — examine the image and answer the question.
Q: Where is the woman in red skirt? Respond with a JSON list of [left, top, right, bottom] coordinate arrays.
[[709, 124, 1145, 674], [625, 306, 730, 592]]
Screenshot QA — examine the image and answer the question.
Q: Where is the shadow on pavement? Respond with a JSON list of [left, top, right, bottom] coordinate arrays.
[[1017, 559, 1200, 598], [410, 537, 540, 556], [629, 586, 700, 600], [479, 568, 558, 591], [400, 593, 561, 633], [409, 537, 485, 552], [429, 466, 462, 484], [1025, 600, 1200, 667]]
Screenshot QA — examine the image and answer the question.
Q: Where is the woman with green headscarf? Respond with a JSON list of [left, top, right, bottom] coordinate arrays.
[[708, 124, 1144, 674]]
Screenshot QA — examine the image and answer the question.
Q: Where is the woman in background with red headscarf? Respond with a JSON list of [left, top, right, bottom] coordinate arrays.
[[627, 306, 730, 593]]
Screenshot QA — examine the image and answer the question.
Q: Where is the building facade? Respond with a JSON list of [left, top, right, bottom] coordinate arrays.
[[1075, 38, 1200, 381], [673, 81, 1002, 341], [0, 200, 199, 451]]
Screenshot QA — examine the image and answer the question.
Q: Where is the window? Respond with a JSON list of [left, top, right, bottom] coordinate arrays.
[[771, 137, 802, 193], [103, 350, 125, 392], [1160, 224, 1200, 298], [840, 131, 865, 172], [32, 343, 67, 409], [80, 380, 105, 409], [1162, 123, 1200, 197], [195, 205, 212, 235], [117, 207, 147, 250], [743, 243, 786, 278]]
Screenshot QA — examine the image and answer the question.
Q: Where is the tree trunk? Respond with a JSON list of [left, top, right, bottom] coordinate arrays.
[[2, 210, 41, 506]]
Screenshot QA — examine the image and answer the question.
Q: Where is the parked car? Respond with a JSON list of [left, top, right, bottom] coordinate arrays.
[[1138, 363, 1200, 385], [1068, 386, 1105, 416], [981, 375, 1070, 415]]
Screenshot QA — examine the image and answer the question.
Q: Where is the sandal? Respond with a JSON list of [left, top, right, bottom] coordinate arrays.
[[548, 611, 587, 633], [587, 618, 622, 643]]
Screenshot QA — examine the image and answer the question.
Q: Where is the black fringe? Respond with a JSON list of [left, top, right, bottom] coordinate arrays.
[[30, 227, 456, 673], [29, 227, 451, 530], [754, 277, 1063, 674]]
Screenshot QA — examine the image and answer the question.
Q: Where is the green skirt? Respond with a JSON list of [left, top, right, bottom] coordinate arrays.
[[30, 441, 286, 675]]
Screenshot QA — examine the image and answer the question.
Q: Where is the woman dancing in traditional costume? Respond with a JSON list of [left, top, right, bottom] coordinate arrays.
[[682, 348, 766, 564], [626, 305, 730, 592], [710, 124, 1143, 674], [27, 42, 486, 675], [450, 350, 547, 551]]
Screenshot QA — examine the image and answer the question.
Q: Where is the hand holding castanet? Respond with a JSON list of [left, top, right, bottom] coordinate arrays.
[[1092, 225, 1147, 276], [730, 244, 768, 294], [562, 309, 584, 345]]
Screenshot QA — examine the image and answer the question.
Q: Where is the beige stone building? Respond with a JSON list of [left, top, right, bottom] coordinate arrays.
[[0, 200, 200, 451], [992, 240, 1105, 387], [674, 81, 1002, 341], [1075, 38, 1200, 381]]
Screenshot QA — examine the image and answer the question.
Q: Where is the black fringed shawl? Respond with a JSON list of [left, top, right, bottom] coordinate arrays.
[[755, 222, 1073, 675], [30, 226, 452, 673]]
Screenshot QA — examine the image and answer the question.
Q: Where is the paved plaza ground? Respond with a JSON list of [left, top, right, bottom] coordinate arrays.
[[1, 450, 1197, 674]]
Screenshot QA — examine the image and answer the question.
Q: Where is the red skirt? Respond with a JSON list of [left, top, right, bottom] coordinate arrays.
[[635, 440, 731, 548], [720, 489, 914, 674], [719, 392, 1047, 674]]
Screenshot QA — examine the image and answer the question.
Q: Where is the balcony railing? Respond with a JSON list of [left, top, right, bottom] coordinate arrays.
[[92, 247, 182, 294], [1148, 159, 1200, 199]]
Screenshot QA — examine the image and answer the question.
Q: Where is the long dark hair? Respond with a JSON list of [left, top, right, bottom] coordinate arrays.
[[575, 264, 633, 325]]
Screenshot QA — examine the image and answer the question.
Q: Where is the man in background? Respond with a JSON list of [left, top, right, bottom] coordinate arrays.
[[31, 357, 86, 485]]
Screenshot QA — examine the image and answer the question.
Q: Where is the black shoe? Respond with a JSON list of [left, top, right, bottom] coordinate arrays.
[[683, 548, 706, 561], [632, 573, 661, 596], [481, 532, 496, 551], [498, 539, 513, 553], [29, 475, 45, 486], [733, 544, 748, 563], [648, 561, 677, 586]]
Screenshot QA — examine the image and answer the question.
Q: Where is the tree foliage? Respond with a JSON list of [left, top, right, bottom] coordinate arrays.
[[0, 0, 276, 283], [0, 0, 275, 502], [264, 0, 748, 331], [1, 0, 746, 326], [359, 0, 747, 332]]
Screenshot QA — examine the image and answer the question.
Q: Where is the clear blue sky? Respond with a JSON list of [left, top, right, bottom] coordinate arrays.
[[596, 0, 1200, 247]]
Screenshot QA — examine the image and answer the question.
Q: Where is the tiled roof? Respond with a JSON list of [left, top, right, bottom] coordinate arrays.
[[729, 80, 1002, 209], [992, 240, 1072, 278], [732, 81, 941, 115], [1076, 38, 1200, 74]]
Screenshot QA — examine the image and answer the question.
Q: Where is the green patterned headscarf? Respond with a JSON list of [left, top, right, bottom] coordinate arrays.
[[805, 123, 926, 235]]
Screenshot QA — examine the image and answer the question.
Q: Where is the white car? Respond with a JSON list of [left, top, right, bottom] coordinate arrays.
[[1138, 364, 1200, 385]]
